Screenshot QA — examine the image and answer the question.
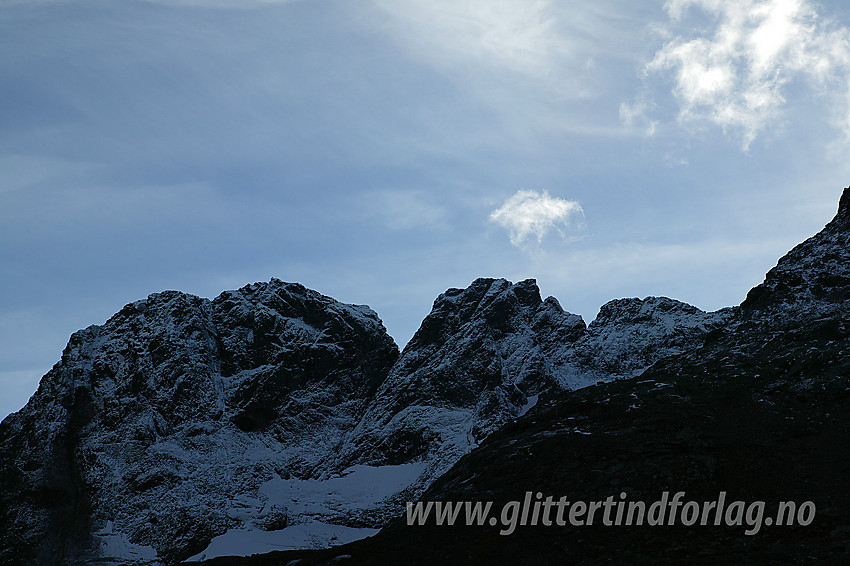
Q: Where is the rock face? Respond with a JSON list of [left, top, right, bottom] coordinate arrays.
[[0, 280, 398, 565], [336, 280, 728, 496], [6, 187, 846, 566], [333, 279, 586, 491]]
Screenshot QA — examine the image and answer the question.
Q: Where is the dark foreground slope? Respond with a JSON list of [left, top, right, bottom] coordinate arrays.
[[203, 189, 850, 566]]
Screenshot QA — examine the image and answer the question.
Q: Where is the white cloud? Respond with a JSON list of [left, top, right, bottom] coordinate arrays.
[[633, 0, 850, 148], [490, 190, 583, 246]]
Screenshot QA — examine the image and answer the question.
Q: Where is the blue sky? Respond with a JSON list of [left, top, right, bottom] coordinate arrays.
[[2, 0, 849, 419]]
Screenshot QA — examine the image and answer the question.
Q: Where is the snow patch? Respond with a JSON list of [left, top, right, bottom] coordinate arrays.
[[186, 521, 378, 561], [187, 463, 425, 561], [93, 521, 160, 565], [517, 394, 539, 417], [263, 462, 427, 517]]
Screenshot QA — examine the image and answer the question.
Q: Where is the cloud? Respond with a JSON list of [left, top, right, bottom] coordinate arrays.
[[630, 0, 850, 148], [490, 190, 584, 246], [368, 1, 640, 120]]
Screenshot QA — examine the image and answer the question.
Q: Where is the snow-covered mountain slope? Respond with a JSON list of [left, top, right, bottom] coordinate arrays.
[[334, 279, 730, 502], [0, 280, 398, 565]]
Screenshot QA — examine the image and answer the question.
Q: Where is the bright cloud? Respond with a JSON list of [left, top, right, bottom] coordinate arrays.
[[490, 190, 584, 246], [632, 0, 850, 148]]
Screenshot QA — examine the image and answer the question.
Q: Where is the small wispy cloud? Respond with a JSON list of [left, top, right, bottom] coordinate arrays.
[[627, 0, 850, 149], [490, 190, 584, 246]]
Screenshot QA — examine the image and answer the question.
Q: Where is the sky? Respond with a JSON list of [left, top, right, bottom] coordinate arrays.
[[2, 0, 849, 420]]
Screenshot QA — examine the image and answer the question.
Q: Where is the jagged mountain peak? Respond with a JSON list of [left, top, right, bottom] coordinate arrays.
[[216, 278, 390, 336], [0, 279, 400, 565], [334, 277, 589, 485], [428, 277, 543, 314], [392, 277, 586, 394], [741, 185, 850, 316], [409, 278, 577, 350]]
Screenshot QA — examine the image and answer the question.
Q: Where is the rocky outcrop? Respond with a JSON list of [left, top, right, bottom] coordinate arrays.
[[676, 185, 850, 390]]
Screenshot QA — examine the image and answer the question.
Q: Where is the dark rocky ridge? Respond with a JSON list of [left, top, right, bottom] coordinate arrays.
[[741, 183, 850, 319], [194, 186, 850, 565]]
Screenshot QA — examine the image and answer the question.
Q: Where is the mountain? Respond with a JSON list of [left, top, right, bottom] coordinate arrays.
[[1, 277, 727, 565], [197, 186, 850, 565], [0, 283, 727, 565], [0, 281, 399, 565], [334, 280, 730, 498], [2, 186, 847, 565]]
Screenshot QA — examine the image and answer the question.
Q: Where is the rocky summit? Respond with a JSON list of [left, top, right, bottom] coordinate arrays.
[[333, 279, 730, 498], [2, 187, 848, 565], [0, 281, 399, 565]]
